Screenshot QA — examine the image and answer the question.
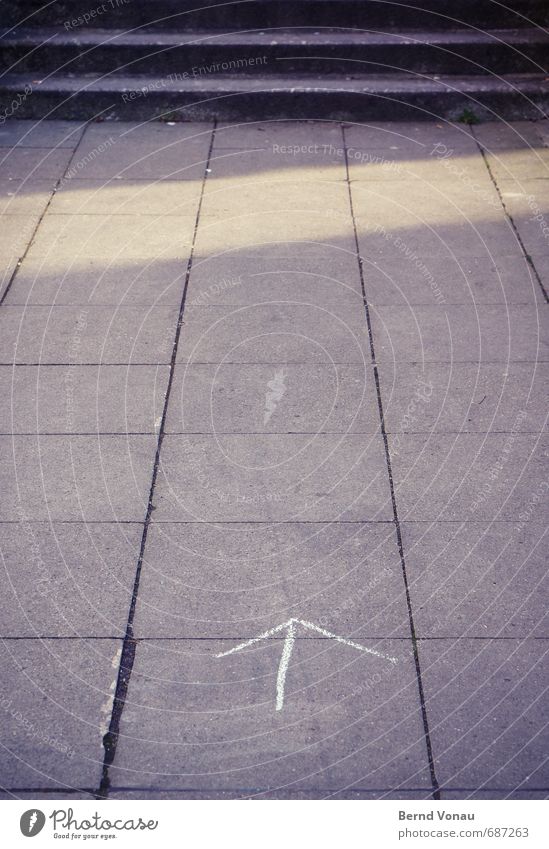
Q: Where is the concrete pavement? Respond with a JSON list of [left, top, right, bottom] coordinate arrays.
[[0, 117, 547, 800]]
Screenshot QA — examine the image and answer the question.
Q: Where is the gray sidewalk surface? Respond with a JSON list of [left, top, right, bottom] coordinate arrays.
[[0, 117, 547, 800]]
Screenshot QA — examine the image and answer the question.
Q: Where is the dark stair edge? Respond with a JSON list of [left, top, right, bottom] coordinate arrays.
[[0, 73, 547, 121]]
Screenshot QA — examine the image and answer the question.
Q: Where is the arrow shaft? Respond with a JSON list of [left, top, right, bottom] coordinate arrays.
[[215, 617, 398, 712], [276, 621, 296, 711]]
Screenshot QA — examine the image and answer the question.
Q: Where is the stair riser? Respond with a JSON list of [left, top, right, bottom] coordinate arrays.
[[3, 42, 547, 76], [1, 85, 547, 121], [3, 0, 548, 30]]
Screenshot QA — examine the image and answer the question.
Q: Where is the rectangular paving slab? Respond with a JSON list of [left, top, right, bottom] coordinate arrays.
[[26, 213, 195, 261], [154, 433, 393, 522], [0, 119, 85, 149], [109, 636, 431, 794], [353, 208, 521, 261], [166, 363, 379, 434], [371, 305, 549, 363], [0, 521, 142, 637], [0, 434, 157, 521], [5, 255, 188, 306], [343, 121, 479, 153], [215, 120, 347, 150], [0, 147, 74, 180], [0, 638, 120, 790], [133, 521, 409, 638], [388, 432, 548, 521], [194, 209, 358, 255], [207, 149, 347, 182], [0, 216, 40, 299], [0, 364, 168, 434], [496, 180, 549, 256], [186, 247, 363, 305], [484, 148, 549, 183], [378, 362, 547, 434], [401, 521, 548, 638], [49, 178, 204, 217], [175, 303, 372, 364], [0, 305, 179, 364], [70, 121, 213, 181], [362, 251, 544, 306], [0, 179, 56, 216], [419, 638, 549, 792]]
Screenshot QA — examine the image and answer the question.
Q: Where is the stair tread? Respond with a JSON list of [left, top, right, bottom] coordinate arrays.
[[2, 72, 547, 92], [4, 27, 549, 45]]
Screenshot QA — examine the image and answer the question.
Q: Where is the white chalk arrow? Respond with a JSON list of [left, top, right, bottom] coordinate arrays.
[[215, 617, 397, 711]]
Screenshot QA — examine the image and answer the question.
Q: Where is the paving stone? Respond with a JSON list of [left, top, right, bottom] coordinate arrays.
[[402, 522, 548, 638], [0, 306, 178, 364], [5, 255, 187, 306], [49, 178, 203, 217], [1, 214, 39, 254], [150, 518, 397, 567], [487, 148, 549, 183], [26, 213, 195, 260], [344, 121, 478, 152], [187, 245, 363, 305], [72, 121, 213, 180], [206, 146, 346, 181], [166, 363, 379, 434], [0, 119, 85, 149], [154, 433, 392, 522], [0, 147, 73, 179], [0, 365, 168, 433], [175, 303, 371, 364], [352, 190, 521, 260], [352, 174, 501, 207], [440, 789, 549, 799], [536, 120, 549, 147], [356, 220, 521, 266], [0, 179, 54, 215], [371, 305, 549, 362], [473, 120, 544, 152], [378, 362, 548, 434], [0, 216, 39, 298], [388, 433, 548, 521], [362, 252, 543, 305], [202, 178, 351, 215], [0, 638, 120, 789], [0, 522, 142, 636], [497, 180, 549, 256], [133, 521, 409, 638], [0, 790, 95, 799], [109, 637, 430, 793], [0, 434, 156, 521], [419, 639, 549, 791], [215, 120, 346, 150], [109, 788, 433, 798], [194, 209, 357, 254], [529, 252, 549, 301], [347, 149, 489, 184]]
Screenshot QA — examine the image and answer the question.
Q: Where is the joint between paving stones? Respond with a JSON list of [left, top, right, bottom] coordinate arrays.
[[471, 124, 549, 305], [95, 119, 218, 800], [0, 120, 91, 307], [341, 122, 441, 801]]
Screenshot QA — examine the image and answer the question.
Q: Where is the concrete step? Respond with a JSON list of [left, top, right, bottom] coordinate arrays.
[[3, 28, 548, 75], [0, 71, 547, 121], [3, 0, 549, 31]]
